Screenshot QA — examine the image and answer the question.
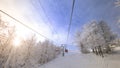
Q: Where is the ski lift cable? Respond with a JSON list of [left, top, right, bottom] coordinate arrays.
[[30, 0, 55, 36], [66, 0, 75, 43], [0, 10, 56, 42], [38, 0, 61, 41]]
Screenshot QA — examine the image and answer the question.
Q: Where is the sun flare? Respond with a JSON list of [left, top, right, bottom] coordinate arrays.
[[13, 38, 21, 47]]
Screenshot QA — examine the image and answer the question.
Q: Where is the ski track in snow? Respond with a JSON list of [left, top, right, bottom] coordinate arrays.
[[40, 51, 120, 68]]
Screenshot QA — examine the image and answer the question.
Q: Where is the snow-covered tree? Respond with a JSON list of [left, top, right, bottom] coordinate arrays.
[[37, 40, 61, 65], [4, 34, 61, 68], [0, 16, 61, 68], [115, 0, 120, 7], [0, 15, 15, 68], [99, 21, 117, 43], [75, 20, 117, 53], [115, 0, 120, 28]]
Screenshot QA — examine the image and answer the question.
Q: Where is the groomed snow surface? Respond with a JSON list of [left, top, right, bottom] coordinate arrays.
[[40, 51, 120, 68]]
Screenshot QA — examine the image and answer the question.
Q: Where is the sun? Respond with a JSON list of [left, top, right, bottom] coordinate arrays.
[[13, 38, 21, 47]]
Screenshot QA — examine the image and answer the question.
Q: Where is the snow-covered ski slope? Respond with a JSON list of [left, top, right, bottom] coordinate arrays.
[[40, 51, 120, 68]]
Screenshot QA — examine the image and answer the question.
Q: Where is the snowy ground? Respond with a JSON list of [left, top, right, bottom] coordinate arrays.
[[40, 51, 120, 68]]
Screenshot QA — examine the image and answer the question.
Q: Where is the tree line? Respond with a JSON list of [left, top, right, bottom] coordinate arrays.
[[0, 16, 61, 68]]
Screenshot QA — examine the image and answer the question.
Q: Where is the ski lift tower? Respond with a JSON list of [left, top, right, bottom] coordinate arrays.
[[61, 44, 65, 56]]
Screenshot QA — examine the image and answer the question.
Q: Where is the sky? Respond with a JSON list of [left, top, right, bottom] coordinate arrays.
[[0, 0, 120, 50]]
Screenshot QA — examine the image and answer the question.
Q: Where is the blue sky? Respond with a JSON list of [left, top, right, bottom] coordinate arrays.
[[28, 0, 120, 50], [30, 0, 120, 40], [0, 0, 120, 50]]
